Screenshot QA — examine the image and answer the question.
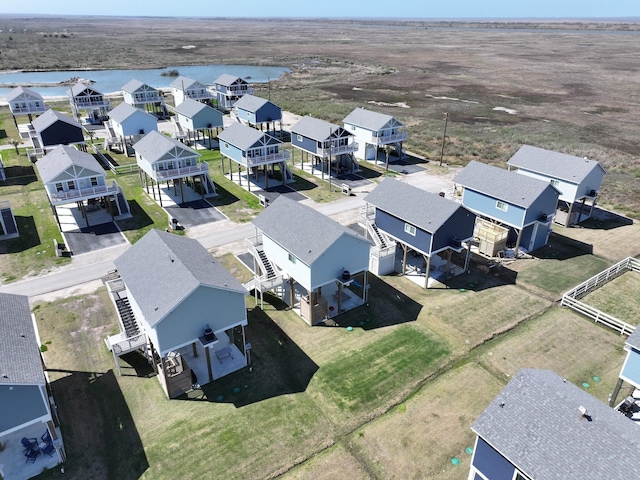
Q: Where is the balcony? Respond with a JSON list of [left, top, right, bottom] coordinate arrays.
[[10, 104, 49, 115], [74, 98, 110, 108], [222, 87, 254, 97], [133, 93, 162, 104], [244, 150, 290, 166], [375, 131, 408, 145], [318, 141, 358, 158], [155, 162, 209, 180], [49, 181, 119, 204], [185, 90, 214, 100]]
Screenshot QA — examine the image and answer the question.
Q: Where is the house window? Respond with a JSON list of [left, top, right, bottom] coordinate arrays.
[[67, 181, 76, 190], [404, 223, 416, 236], [550, 179, 560, 187], [90, 177, 98, 186], [297, 134, 303, 142], [288, 253, 297, 264], [350, 125, 355, 131], [496, 201, 508, 212], [55, 183, 63, 192]]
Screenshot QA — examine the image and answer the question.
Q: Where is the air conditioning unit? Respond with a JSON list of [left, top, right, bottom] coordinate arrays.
[[589, 189, 597, 197], [539, 213, 551, 222]]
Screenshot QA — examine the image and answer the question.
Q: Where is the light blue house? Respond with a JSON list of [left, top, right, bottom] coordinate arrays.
[[0, 293, 65, 479], [169, 76, 214, 107], [218, 122, 292, 192], [214, 74, 253, 111], [105, 229, 250, 398], [363, 178, 476, 285], [507, 145, 607, 227], [133, 130, 216, 205], [233, 94, 282, 132], [453, 161, 559, 255], [469, 369, 640, 480], [6, 86, 48, 120], [106, 102, 158, 153], [618, 326, 640, 391], [121, 79, 167, 117], [173, 98, 224, 146], [343, 107, 407, 162], [250, 196, 372, 325], [290, 116, 359, 179], [67, 82, 110, 124]]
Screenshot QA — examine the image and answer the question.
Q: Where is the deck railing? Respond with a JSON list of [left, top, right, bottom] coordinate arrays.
[[49, 181, 119, 202], [244, 150, 290, 166], [375, 131, 408, 145], [155, 162, 209, 179]]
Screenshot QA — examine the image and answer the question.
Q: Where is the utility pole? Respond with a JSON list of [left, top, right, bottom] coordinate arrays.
[[440, 112, 448, 167], [328, 128, 332, 192], [267, 76, 271, 102]]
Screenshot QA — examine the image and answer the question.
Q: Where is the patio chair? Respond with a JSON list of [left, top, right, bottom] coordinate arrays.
[[41, 430, 53, 444], [25, 448, 40, 463], [21, 437, 38, 453], [41, 442, 56, 457]]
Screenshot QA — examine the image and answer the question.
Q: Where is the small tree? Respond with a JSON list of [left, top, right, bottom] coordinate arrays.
[[384, 145, 393, 172], [9, 138, 20, 155], [85, 128, 95, 145]]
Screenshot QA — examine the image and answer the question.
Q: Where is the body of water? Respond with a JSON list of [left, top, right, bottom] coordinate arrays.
[[0, 64, 290, 100]]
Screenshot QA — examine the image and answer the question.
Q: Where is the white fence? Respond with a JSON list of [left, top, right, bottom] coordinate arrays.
[[561, 256, 639, 335]]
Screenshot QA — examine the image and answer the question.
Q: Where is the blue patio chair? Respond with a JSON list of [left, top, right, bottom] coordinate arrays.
[[41, 442, 56, 457], [25, 447, 40, 463], [21, 437, 38, 453], [41, 430, 52, 444]]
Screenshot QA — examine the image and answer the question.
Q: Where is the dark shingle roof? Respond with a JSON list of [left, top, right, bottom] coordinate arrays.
[[453, 160, 557, 208], [507, 145, 606, 184], [0, 293, 45, 385], [36, 145, 103, 184], [472, 369, 640, 480], [214, 74, 247, 87], [290, 116, 340, 141], [133, 130, 198, 163], [252, 196, 370, 265], [114, 230, 247, 328], [343, 107, 399, 131], [626, 327, 640, 350], [218, 122, 270, 150], [32, 109, 80, 132], [6, 86, 43, 103], [364, 178, 470, 233]]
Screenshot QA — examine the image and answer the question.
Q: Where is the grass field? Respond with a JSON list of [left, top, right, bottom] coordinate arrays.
[[580, 270, 640, 325]]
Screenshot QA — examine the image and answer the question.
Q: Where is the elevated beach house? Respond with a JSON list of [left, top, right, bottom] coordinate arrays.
[[290, 116, 359, 180], [121, 79, 167, 117], [469, 368, 640, 480], [362, 178, 476, 286], [105, 102, 158, 154], [218, 122, 292, 192], [67, 82, 110, 124], [169, 76, 214, 107], [233, 94, 282, 133], [214, 74, 253, 111], [507, 145, 606, 227], [453, 161, 559, 256], [104, 229, 250, 398], [0, 293, 65, 479], [249, 196, 372, 325], [35, 144, 130, 229], [30, 109, 85, 160], [6, 86, 48, 122], [133, 130, 216, 205], [343, 107, 407, 163], [173, 98, 224, 146]]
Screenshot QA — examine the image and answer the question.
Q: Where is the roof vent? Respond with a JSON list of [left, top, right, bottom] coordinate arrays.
[[579, 406, 588, 416], [499, 401, 505, 408]]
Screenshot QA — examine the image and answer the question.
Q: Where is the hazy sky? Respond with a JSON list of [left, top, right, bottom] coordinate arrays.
[[2, 0, 639, 19]]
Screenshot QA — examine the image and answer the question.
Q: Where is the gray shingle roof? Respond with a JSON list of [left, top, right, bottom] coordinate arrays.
[[32, 109, 80, 132], [36, 145, 103, 184], [174, 98, 209, 117], [343, 107, 398, 131], [507, 145, 606, 184], [290, 116, 341, 141], [233, 94, 269, 112], [114, 229, 247, 328], [0, 293, 45, 385], [109, 102, 153, 124], [214, 74, 247, 87], [472, 368, 640, 480], [364, 178, 471, 233], [121, 79, 145, 93], [6, 86, 43, 103], [218, 122, 272, 150], [252, 196, 370, 265], [453, 160, 557, 209], [69, 82, 103, 97], [133, 130, 198, 163], [626, 327, 640, 350], [169, 76, 202, 90]]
